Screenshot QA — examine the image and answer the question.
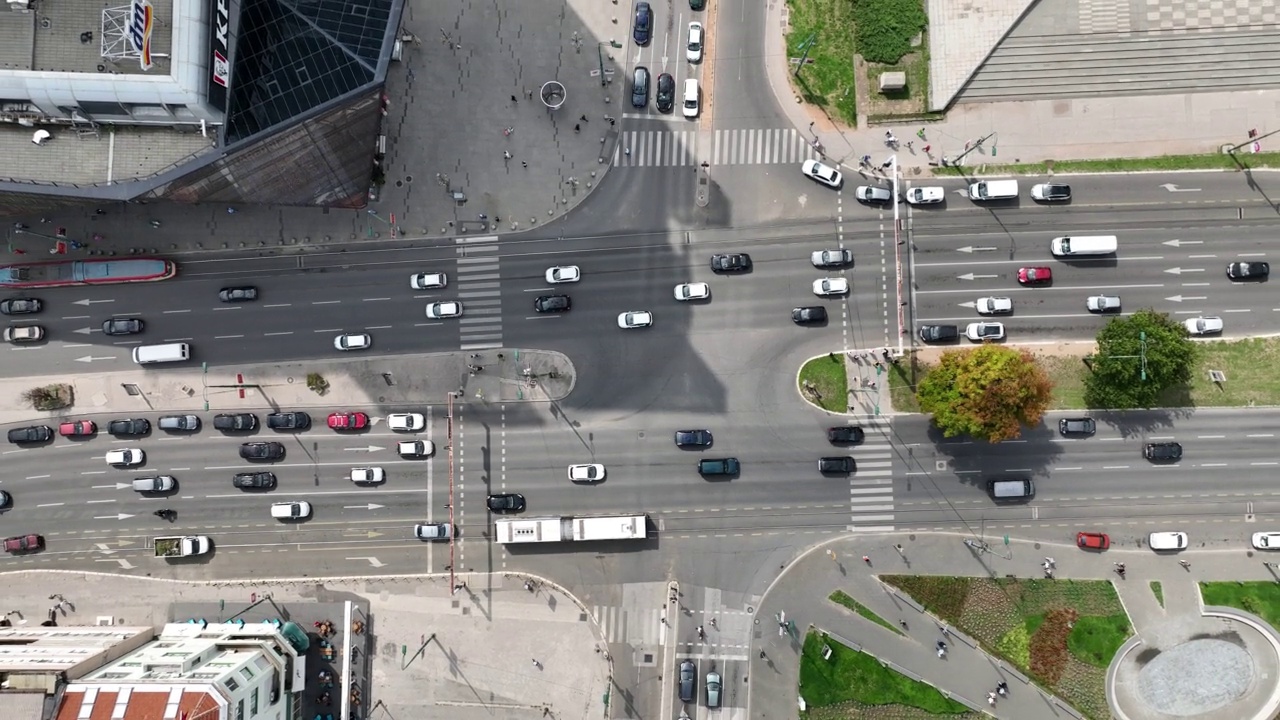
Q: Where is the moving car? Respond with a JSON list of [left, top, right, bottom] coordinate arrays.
[[3, 325, 42, 343], [1252, 532, 1280, 550], [426, 301, 463, 319], [918, 324, 959, 343], [334, 332, 372, 350], [792, 306, 827, 324], [976, 297, 1012, 315], [534, 294, 572, 313], [1076, 532, 1110, 551], [271, 501, 312, 520], [811, 249, 852, 268], [102, 317, 144, 335], [854, 185, 893, 203], [107, 418, 150, 436], [105, 448, 144, 466], [1148, 531, 1188, 551], [0, 297, 41, 314], [1184, 317, 1223, 336], [58, 420, 96, 437], [218, 286, 258, 302], [487, 493, 526, 513], [415, 523, 453, 540], [132, 476, 175, 493], [158, 414, 201, 432], [239, 442, 285, 460], [1058, 417, 1096, 436], [1227, 261, 1269, 281], [655, 72, 675, 113], [801, 159, 843, 189], [7, 425, 52, 443], [632, 1, 651, 45], [678, 660, 696, 703], [827, 426, 865, 444], [1017, 267, 1052, 286], [710, 253, 752, 272], [705, 670, 722, 708], [1144, 442, 1182, 461], [819, 456, 855, 474], [387, 413, 426, 431], [686, 21, 703, 62], [631, 66, 650, 108], [398, 440, 435, 458], [327, 411, 369, 431], [0, 490, 11, 509], [681, 78, 699, 119], [1086, 295, 1121, 313], [965, 322, 1005, 342], [213, 413, 258, 432], [350, 467, 386, 484], [617, 311, 653, 329], [698, 457, 739, 475], [1030, 183, 1072, 202], [3, 534, 43, 553], [674, 429, 713, 447], [904, 186, 945, 204], [233, 471, 277, 490], [409, 272, 447, 290], [267, 411, 311, 430], [674, 282, 710, 301], [568, 464, 606, 483], [812, 278, 849, 296], [545, 266, 580, 284]]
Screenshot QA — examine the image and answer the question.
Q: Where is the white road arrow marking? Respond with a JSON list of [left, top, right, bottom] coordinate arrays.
[[343, 503, 387, 510], [1163, 239, 1203, 247], [1164, 267, 1205, 275], [73, 298, 115, 306], [958, 301, 978, 308], [956, 246, 998, 253], [1159, 183, 1201, 192], [344, 446, 384, 452], [93, 513, 135, 521], [96, 559, 135, 569], [957, 273, 999, 280], [73, 327, 96, 335], [1166, 295, 1207, 302], [91, 483, 135, 490], [94, 543, 116, 554], [75, 355, 117, 363], [346, 556, 387, 568]]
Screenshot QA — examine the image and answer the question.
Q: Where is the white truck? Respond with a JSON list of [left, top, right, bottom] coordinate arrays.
[[154, 536, 211, 558]]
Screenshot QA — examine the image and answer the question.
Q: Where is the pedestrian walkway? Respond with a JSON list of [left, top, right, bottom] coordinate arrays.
[[846, 417, 896, 533], [612, 128, 820, 167], [452, 235, 504, 350]]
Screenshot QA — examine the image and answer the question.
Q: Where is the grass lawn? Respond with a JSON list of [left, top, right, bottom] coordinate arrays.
[[1150, 581, 1164, 608], [885, 358, 922, 413], [934, 150, 1280, 176], [1065, 614, 1132, 668], [799, 354, 848, 413], [1200, 581, 1280, 626], [829, 590, 904, 635], [799, 631, 971, 714], [785, 0, 858, 125]]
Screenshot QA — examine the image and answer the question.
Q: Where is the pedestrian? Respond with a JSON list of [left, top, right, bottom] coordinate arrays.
[[923, 144, 932, 154], [1180, 560, 1191, 569], [997, 681, 1008, 696], [608, 117, 616, 126], [226, 207, 236, 214], [905, 140, 914, 151], [527, 90, 534, 100], [1044, 557, 1055, 567], [497, 353, 505, 360], [862, 555, 871, 565], [759, 650, 766, 659], [624, 147, 631, 156], [94, 209, 106, 215], [478, 213, 488, 220], [881, 160, 892, 169], [511, 94, 518, 103], [899, 619, 908, 629], [494, 216, 500, 223], [532, 658, 541, 668], [522, 161, 528, 169], [574, 123, 580, 133], [12, 222, 26, 229], [503, 150, 512, 159], [875, 362, 884, 370], [987, 692, 997, 706], [884, 130, 893, 141], [916, 127, 927, 140], [580, 114, 588, 123]]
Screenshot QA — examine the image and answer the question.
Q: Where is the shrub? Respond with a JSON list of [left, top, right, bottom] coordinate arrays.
[[852, 0, 927, 64], [996, 625, 1031, 667], [306, 373, 330, 395], [22, 383, 72, 411]]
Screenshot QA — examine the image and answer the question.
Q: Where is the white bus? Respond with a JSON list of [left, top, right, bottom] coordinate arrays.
[[495, 514, 648, 544]]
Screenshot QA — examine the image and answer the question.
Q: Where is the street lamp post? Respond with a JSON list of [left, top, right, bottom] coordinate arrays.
[[597, 41, 621, 87], [1094, 331, 1148, 381]]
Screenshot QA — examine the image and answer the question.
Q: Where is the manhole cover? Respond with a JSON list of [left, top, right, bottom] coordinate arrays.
[[935, 460, 948, 471]]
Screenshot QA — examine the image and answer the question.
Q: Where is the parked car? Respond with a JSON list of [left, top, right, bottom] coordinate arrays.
[[975, 297, 1012, 315], [487, 493, 526, 513], [686, 21, 703, 62], [674, 282, 710, 301], [965, 322, 1005, 342], [213, 413, 258, 432], [1086, 295, 1121, 313], [792, 306, 827, 324], [3, 325, 43, 343], [107, 418, 150, 436], [102, 317, 144, 335], [233, 472, 277, 490], [918, 325, 959, 343], [1148, 531, 1188, 551], [631, 66, 650, 108], [854, 185, 893, 203], [1252, 532, 1280, 550], [1144, 442, 1183, 461], [267, 411, 311, 430], [1017, 267, 1052, 286], [409, 272, 447, 289], [811, 249, 852, 268], [827, 426, 865, 444], [58, 420, 96, 437], [218, 286, 258, 302], [903, 186, 945, 204], [7, 425, 52, 444], [632, 1, 652, 45], [801, 159, 843, 189], [678, 660, 696, 703], [158, 414, 201, 432], [1076, 532, 1110, 550], [1058, 417, 1096, 436], [1030, 183, 1071, 202], [1184, 317, 1223, 336], [1227, 261, 1269, 281], [0, 298, 41, 314], [655, 72, 675, 113], [705, 670, 722, 708], [239, 442, 285, 460]]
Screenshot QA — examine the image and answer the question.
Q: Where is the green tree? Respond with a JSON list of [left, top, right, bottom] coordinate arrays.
[[1083, 310, 1197, 409], [916, 345, 1053, 442]]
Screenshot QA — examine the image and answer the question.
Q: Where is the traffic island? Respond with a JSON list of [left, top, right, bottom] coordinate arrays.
[[798, 353, 849, 413]]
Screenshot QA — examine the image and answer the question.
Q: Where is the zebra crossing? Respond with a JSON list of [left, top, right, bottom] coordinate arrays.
[[454, 235, 503, 351], [593, 604, 663, 646], [613, 128, 820, 168], [850, 419, 896, 533]]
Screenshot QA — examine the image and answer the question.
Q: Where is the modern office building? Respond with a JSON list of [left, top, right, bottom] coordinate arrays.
[[0, 0, 405, 214]]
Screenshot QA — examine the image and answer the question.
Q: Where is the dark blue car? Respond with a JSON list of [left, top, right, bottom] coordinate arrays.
[[633, 2, 652, 45]]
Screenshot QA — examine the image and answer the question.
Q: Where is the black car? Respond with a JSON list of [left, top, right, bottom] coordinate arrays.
[[792, 306, 828, 324], [218, 286, 258, 302], [1144, 442, 1182, 461], [233, 471, 277, 489], [827, 426, 865, 444], [678, 659, 696, 703], [107, 418, 150, 436], [1227, 261, 1269, 281], [239, 441, 285, 460], [632, 1, 651, 45], [0, 298, 41, 315], [534, 295, 572, 313], [214, 413, 258, 432], [7, 425, 52, 444], [689, 0, 705, 8], [101, 317, 144, 335], [674, 429, 713, 447], [1058, 417, 1096, 436], [631, 66, 650, 109], [487, 493, 526, 513], [918, 324, 959, 343], [655, 72, 675, 113], [710, 253, 752, 272], [819, 456, 855, 474], [267, 411, 311, 430]]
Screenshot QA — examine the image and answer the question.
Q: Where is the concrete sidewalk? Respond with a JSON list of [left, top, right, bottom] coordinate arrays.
[[0, 349, 573, 425]]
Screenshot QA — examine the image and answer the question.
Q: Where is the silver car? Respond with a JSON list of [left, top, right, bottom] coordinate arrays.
[[1086, 295, 1121, 313], [705, 670, 722, 708]]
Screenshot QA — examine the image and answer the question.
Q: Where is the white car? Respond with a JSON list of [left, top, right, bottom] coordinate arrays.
[[1086, 295, 1121, 313], [409, 273, 447, 290], [3, 325, 43, 343], [1184, 317, 1223, 336], [545, 266, 581, 284], [426, 301, 463, 319], [812, 278, 849, 296], [270, 501, 312, 520], [414, 522, 452, 540], [855, 185, 892, 203], [682, 78, 700, 119], [105, 448, 144, 466], [1253, 532, 1280, 550], [802, 159, 843, 189], [674, 282, 710, 301], [568, 464, 606, 483], [1148, 531, 1188, 551], [975, 297, 1012, 315], [350, 467, 386, 484], [618, 311, 653, 329], [686, 21, 703, 63], [387, 413, 425, 432], [334, 333, 371, 351], [904, 186, 945, 205], [965, 322, 1005, 341], [398, 440, 435, 458]]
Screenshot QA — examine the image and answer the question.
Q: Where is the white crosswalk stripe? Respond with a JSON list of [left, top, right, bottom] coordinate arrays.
[[454, 236, 503, 350], [847, 420, 896, 531], [592, 605, 663, 646], [613, 128, 821, 168]]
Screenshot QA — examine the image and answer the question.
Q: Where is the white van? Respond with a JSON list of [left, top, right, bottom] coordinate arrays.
[[132, 342, 190, 364], [967, 179, 1018, 201], [682, 79, 699, 119], [1050, 235, 1117, 257], [987, 478, 1034, 501]]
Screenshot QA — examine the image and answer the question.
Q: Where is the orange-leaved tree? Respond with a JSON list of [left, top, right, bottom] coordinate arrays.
[[916, 344, 1053, 442]]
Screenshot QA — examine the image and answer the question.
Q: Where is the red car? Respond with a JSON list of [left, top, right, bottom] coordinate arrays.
[[4, 534, 43, 553], [58, 420, 97, 437], [1018, 267, 1052, 285], [327, 412, 369, 431], [1076, 532, 1110, 551]]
